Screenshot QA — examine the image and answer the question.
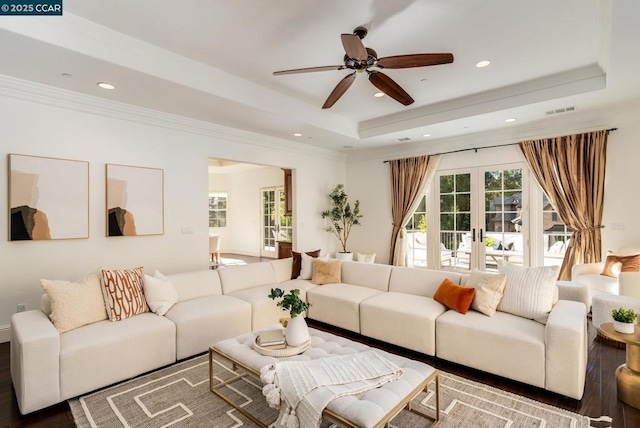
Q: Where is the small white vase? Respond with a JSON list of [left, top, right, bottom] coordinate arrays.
[[613, 320, 635, 334], [335, 252, 353, 261], [285, 316, 310, 346]]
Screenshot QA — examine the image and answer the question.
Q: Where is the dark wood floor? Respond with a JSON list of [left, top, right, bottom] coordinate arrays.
[[2, 255, 638, 427]]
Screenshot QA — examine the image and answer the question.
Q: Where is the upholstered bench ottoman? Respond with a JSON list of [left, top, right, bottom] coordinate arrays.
[[209, 327, 440, 428]]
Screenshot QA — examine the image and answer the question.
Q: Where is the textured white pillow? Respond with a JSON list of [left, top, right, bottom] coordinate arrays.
[[299, 253, 328, 280], [356, 252, 376, 263], [466, 269, 507, 317], [143, 271, 179, 316], [41, 272, 108, 333], [497, 261, 560, 324]]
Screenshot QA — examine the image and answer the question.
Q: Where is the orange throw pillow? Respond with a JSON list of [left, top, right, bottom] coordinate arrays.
[[433, 278, 476, 314], [601, 251, 640, 277]]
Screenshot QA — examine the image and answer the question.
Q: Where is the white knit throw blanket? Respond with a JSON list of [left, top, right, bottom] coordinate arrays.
[[260, 350, 403, 428]]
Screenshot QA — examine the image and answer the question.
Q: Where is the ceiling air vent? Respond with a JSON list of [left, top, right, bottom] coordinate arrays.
[[546, 106, 576, 115]]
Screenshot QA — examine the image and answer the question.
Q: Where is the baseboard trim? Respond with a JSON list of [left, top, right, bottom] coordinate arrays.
[[0, 324, 10, 344]]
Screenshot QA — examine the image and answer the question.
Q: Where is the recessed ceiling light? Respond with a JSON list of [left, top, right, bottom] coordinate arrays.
[[373, 92, 385, 98], [343, 145, 354, 149], [61, 73, 73, 78], [505, 118, 517, 123], [293, 133, 302, 137], [476, 60, 491, 68], [422, 134, 431, 137], [97, 82, 115, 90]]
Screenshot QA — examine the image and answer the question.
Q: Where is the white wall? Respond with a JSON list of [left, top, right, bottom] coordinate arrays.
[[347, 116, 640, 264], [0, 84, 346, 340]]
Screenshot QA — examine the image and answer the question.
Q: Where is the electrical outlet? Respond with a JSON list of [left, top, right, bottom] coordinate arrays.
[[17, 304, 26, 312]]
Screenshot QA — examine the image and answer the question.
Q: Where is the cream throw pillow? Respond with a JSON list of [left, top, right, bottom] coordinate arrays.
[[497, 261, 559, 324], [312, 259, 342, 285], [299, 253, 328, 280], [41, 272, 108, 333], [356, 252, 376, 263], [466, 270, 507, 316], [143, 270, 179, 316]]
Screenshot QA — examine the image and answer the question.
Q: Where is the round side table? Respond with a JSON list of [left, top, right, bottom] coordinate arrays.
[[597, 322, 640, 409]]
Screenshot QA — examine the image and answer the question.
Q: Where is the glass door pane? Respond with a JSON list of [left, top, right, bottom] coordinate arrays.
[[439, 172, 473, 271], [261, 187, 288, 258], [481, 167, 524, 272]]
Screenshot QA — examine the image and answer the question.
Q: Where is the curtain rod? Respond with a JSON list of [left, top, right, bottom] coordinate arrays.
[[382, 127, 618, 163]]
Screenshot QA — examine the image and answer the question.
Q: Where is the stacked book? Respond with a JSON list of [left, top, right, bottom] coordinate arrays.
[[257, 329, 286, 349]]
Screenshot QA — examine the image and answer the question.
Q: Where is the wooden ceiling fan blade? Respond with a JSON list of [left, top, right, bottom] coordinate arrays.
[[341, 34, 368, 60], [377, 53, 454, 69], [322, 72, 356, 109], [368, 71, 414, 106], [273, 65, 345, 76]]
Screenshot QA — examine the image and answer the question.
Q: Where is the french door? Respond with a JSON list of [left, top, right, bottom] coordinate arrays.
[[436, 163, 528, 272], [261, 187, 292, 258]]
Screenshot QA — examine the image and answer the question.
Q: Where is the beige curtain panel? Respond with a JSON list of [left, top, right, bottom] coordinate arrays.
[[519, 129, 608, 280], [388, 155, 440, 266]]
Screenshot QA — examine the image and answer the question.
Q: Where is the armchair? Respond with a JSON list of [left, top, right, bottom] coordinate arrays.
[[571, 246, 640, 309]]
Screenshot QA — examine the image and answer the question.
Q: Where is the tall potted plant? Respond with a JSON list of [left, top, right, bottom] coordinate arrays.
[[321, 184, 363, 261]]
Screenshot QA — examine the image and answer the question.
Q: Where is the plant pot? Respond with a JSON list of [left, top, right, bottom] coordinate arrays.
[[613, 320, 636, 334], [336, 252, 353, 261], [285, 316, 310, 346]]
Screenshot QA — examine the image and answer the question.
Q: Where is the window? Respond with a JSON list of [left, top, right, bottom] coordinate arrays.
[[209, 192, 227, 227], [406, 195, 427, 267], [542, 193, 572, 266]]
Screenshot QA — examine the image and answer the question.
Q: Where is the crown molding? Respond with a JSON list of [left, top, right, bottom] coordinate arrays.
[[0, 74, 346, 162], [347, 102, 640, 163]]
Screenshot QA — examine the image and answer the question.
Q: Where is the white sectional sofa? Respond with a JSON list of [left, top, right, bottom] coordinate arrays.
[[11, 258, 588, 415]]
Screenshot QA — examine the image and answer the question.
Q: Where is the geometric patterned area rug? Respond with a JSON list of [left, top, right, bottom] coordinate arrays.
[[70, 354, 601, 428]]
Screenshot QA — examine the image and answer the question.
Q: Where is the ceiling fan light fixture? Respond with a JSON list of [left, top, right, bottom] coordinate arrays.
[[475, 60, 491, 68], [373, 92, 385, 97]]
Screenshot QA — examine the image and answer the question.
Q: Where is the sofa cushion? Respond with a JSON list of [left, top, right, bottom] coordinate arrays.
[[41, 272, 107, 333], [307, 284, 383, 332], [466, 270, 507, 316], [360, 292, 446, 356], [167, 270, 222, 302], [219, 262, 277, 294], [311, 258, 342, 285], [300, 253, 328, 279], [433, 279, 475, 314], [100, 267, 148, 321], [143, 271, 178, 316], [165, 295, 251, 359], [356, 252, 376, 263], [271, 258, 294, 283], [340, 261, 392, 291], [436, 310, 545, 388], [59, 313, 175, 399], [497, 261, 559, 324], [388, 267, 464, 297], [229, 281, 316, 330]]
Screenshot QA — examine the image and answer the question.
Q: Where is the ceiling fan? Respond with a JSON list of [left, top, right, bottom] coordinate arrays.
[[273, 26, 454, 109]]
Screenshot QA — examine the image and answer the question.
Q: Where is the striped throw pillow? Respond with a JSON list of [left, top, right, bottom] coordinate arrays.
[[101, 266, 148, 321]]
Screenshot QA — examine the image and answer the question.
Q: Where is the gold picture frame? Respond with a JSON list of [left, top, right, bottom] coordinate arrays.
[[106, 164, 164, 237], [8, 153, 89, 241]]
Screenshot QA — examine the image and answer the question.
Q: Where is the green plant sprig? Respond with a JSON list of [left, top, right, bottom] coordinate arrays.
[[611, 307, 638, 323], [268, 288, 311, 318]]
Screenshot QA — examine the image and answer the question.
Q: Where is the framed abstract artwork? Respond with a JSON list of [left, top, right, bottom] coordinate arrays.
[[9, 154, 89, 241], [106, 164, 164, 236]]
